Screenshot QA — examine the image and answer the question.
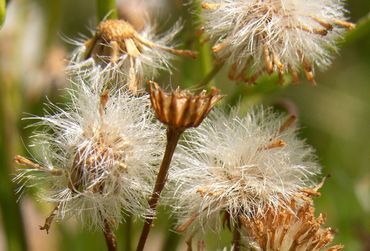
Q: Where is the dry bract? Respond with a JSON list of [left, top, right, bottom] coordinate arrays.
[[148, 81, 223, 129], [70, 19, 196, 93]]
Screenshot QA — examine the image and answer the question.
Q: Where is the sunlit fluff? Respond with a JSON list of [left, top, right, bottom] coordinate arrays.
[[68, 19, 195, 92], [15, 80, 165, 229], [170, 107, 320, 234], [201, 0, 353, 83]]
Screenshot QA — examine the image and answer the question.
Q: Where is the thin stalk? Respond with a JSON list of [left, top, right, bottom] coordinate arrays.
[[0, 63, 28, 251], [136, 127, 183, 251], [96, 0, 117, 21], [232, 217, 242, 251], [124, 215, 132, 251], [196, 61, 225, 90], [103, 220, 117, 251], [192, 0, 214, 83]]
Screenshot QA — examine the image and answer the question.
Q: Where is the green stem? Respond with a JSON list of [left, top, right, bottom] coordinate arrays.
[[196, 61, 225, 90], [0, 71, 28, 251], [96, 0, 117, 21], [192, 0, 214, 85], [0, 0, 5, 27], [344, 13, 370, 46], [124, 215, 132, 251]]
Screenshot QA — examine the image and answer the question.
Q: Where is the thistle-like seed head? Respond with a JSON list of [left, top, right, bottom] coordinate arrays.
[[242, 191, 343, 251], [201, 0, 354, 84], [14, 80, 165, 230], [170, 107, 320, 234], [148, 81, 223, 129]]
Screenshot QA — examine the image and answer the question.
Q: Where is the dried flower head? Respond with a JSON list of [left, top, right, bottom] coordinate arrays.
[[69, 19, 196, 92], [241, 189, 343, 251], [201, 0, 354, 84], [15, 80, 165, 231], [148, 81, 223, 130], [170, 107, 320, 234]]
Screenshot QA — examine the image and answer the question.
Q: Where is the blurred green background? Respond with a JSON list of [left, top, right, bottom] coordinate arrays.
[[0, 0, 369, 250]]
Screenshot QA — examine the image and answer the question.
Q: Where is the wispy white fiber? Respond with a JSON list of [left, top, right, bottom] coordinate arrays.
[[170, 106, 320, 234], [16, 79, 165, 229]]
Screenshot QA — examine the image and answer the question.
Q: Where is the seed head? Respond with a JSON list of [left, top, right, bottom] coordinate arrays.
[[69, 19, 196, 93], [148, 81, 223, 130], [15, 80, 165, 230], [201, 0, 354, 84], [170, 107, 320, 234]]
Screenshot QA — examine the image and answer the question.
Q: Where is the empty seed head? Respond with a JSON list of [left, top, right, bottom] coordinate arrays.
[[148, 81, 223, 130]]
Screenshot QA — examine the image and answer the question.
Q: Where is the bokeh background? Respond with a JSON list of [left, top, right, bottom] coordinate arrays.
[[0, 0, 369, 250]]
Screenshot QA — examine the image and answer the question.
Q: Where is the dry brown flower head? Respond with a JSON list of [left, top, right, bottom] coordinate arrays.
[[85, 19, 197, 62], [82, 19, 197, 92], [148, 81, 223, 130], [240, 189, 343, 251]]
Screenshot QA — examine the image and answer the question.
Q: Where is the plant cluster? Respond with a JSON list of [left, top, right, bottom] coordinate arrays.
[[13, 0, 356, 250]]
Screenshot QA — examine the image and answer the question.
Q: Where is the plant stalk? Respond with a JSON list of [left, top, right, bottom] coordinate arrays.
[[136, 126, 183, 251], [232, 217, 242, 251], [196, 61, 224, 90], [96, 0, 117, 21], [103, 220, 117, 251]]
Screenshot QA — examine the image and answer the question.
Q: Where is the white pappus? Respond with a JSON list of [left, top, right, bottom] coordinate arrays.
[[169, 106, 321, 235], [15, 79, 165, 230]]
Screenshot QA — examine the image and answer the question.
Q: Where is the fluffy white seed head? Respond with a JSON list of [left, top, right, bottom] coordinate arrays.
[[16, 79, 165, 229], [68, 19, 193, 92], [170, 107, 320, 234], [202, 0, 353, 82]]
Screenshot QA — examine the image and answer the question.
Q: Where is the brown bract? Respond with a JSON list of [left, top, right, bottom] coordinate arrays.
[[84, 19, 144, 64], [241, 191, 343, 251], [148, 81, 223, 129]]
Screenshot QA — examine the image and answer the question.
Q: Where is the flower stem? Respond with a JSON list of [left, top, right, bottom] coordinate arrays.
[[232, 217, 242, 251], [193, 0, 214, 83], [96, 0, 117, 21], [136, 126, 183, 251], [196, 61, 225, 90], [103, 220, 117, 251], [124, 215, 132, 251]]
